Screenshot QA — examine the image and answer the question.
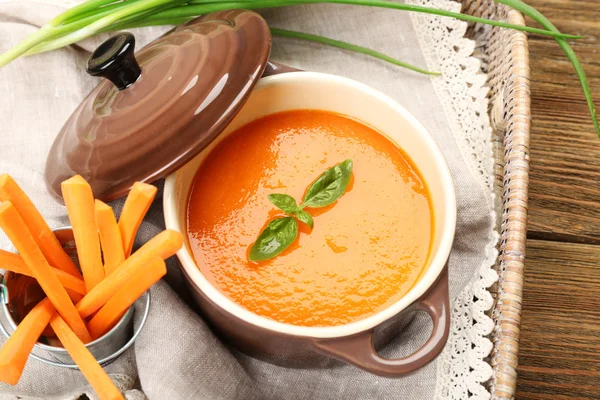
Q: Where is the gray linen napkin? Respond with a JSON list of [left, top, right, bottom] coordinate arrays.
[[0, 2, 495, 399]]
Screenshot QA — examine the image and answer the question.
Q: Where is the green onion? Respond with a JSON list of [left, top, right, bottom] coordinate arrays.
[[100, 20, 435, 75], [272, 28, 441, 76], [495, 0, 598, 137], [2, 0, 581, 68], [99, 16, 191, 30], [49, 0, 120, 26], [112, 0, 584, 40], [0, 0, 596, 137], [54, 0, 141, 26], [25, 0, 187, 56]]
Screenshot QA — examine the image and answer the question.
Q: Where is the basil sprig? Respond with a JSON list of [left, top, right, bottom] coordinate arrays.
[[248, 217, 298, 262], [301, 159, 353, 208], [268, 194, 301, 215], [249, 159, 353, 262]]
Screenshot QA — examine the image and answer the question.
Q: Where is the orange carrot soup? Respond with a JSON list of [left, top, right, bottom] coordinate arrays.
[[187, 110, 433, 327]]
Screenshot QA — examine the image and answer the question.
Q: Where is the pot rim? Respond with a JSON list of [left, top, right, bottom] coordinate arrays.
[[164, 72, 457, 339]]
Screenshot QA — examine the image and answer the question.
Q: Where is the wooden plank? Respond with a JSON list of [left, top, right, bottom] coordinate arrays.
[[519, 0, 600, 243], [516, 239, 600, 399]]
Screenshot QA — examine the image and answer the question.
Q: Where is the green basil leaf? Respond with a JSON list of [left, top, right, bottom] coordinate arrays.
[[302, 159, 353, 208], [249, 217, 298, 262], [295, 209, 314, 229], [268, 193, 298, 214]]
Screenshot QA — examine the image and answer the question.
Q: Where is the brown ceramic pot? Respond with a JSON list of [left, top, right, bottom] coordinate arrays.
[[43, 10, 456, 377], [163, 71, 457, 376]]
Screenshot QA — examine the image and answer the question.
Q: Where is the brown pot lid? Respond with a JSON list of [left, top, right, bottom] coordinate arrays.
[[45, 10, 271, 202]]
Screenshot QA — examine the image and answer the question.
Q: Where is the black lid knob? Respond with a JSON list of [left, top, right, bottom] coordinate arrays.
[[87, 33, 141, 90]]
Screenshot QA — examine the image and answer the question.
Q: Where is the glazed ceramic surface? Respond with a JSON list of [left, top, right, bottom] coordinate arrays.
[[164, 71, 457, 376], [45, 10, 271, 202], [44, 9, 455, 376]]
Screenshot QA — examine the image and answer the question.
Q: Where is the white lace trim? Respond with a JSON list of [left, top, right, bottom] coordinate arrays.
[[407, 1, 499, 399]]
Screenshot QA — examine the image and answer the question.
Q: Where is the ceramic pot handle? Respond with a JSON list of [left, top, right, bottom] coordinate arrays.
[[312, 267, 450, 377]]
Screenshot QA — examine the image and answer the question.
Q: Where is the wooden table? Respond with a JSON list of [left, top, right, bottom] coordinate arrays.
[[515, 1, 600, 398]]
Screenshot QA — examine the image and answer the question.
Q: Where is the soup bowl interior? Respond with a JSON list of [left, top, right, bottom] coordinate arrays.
[[164, 72, 456, 339]]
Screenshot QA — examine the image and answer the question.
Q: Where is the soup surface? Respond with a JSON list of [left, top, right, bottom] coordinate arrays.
[[187, 110, 433, 327]]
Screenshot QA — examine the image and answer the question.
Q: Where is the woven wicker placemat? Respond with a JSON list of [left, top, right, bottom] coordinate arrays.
[[462, 1, 531, 398]]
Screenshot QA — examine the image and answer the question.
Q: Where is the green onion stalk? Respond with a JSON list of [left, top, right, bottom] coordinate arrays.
[[495, 0, 598, 136], [0, 0, 597, 136], [269, 28, 441, 76]]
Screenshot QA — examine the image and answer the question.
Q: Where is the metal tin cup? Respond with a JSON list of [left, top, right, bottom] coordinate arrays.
[[0, 227, 151, 369]]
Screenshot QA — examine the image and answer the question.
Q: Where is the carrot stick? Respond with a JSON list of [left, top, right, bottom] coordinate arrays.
[[76, 230, 182, 318], [66, 290, 84, 303], [118, 182, 157, 257], [0, 250, 83, 302], [0, 298, 54, 385], [50, 315, 124, 400], [0, 250, 86, 296], [0, 174, 81, 279], [62, 175, 104, 292], [0, 202, 91, 343], [88, 258, 165, 340], [95, 200, 125, 276]]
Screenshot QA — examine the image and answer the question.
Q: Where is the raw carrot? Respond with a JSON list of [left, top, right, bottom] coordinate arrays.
[[76, 230, 182, 318], [88, 258, 166, 340], [118, 182, 157, 257], [0, 298, 54, 385], [0, 250, 83, 302], [0, 250, 86, 295], [66, 290, 84, 303], [50, 315, 124, 400], [0, 202, 91, 343], [95, 200, 125, 276], [62, 175, 104, 292], [0, 174, 81, 279]]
